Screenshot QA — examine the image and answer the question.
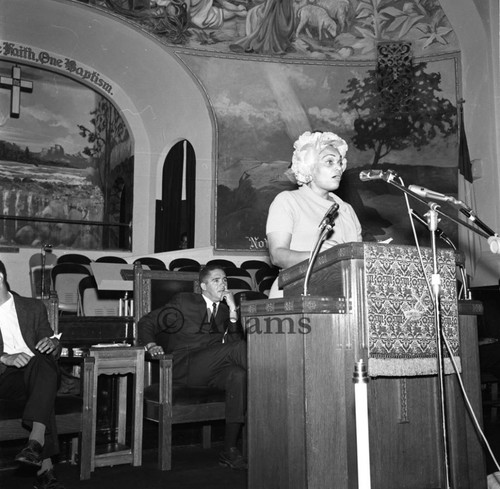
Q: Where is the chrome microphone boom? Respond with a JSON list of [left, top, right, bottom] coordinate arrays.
[[407, 185, 451, 202]]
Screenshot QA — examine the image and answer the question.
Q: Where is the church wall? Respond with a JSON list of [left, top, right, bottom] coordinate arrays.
[[0, 0, 499, 296], [440, 0, 500, 285]]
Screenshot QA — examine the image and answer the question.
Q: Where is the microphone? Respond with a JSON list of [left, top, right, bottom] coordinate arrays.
[[359, 169, 397, 182], [319, 202, 340, 230], [408, 185, 452, 202]]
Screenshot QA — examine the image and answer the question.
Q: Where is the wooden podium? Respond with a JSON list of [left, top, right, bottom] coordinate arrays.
[[241, 242, 486, 489]]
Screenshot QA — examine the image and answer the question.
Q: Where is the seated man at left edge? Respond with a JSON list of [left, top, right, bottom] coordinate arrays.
[[0, 260, 64, 489]]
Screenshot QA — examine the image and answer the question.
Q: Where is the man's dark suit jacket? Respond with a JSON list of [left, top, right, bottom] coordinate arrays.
[[137, 292, 241, 355], [0, 295, 56, 376]]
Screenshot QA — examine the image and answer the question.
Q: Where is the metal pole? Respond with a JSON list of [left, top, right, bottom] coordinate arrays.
[[426, 204, 452, 489], [353, 359, 371, 489]]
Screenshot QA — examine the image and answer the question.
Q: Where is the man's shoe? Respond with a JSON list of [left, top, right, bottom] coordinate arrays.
[[14, 439, 43, 467], [219, 447, 247, 470], [34, 469, 65, 489]]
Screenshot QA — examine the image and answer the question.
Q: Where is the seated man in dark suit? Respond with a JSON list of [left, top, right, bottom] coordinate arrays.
[[0, 260, 64, 489], [138, 264, 247, 470]]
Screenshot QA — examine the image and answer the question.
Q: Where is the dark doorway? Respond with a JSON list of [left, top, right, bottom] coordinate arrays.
[[155, 140, 196, 252]]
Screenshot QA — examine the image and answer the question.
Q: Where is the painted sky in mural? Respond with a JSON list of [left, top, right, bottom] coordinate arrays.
[[0, 61, 133, 250], [189, 56, 457, 174], [0, 64, 96, 155]]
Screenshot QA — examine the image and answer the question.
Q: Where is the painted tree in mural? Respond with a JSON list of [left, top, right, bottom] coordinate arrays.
[[78, 96, 129, 247], [340, 61, 456, 167]]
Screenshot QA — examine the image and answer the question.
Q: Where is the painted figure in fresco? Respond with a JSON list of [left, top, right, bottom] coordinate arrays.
[[154, 0, 246, 30], [266, 131, 362, 297], [230, 0, 350, 54], [230, 0, 295, 54]]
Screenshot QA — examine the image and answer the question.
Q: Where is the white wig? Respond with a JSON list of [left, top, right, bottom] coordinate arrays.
[[291, 131, 348, 185]]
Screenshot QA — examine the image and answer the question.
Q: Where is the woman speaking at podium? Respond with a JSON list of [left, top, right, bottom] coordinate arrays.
[[266, 131, 362, 298]]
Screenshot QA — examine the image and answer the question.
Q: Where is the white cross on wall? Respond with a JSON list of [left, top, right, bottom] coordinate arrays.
[[0, 65, 33, 118]]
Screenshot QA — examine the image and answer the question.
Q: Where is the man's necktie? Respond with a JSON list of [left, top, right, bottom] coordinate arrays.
[[209, 302, 217, 332]]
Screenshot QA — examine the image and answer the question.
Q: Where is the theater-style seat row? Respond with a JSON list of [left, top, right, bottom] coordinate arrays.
[[30, 251, 278, 317], [29, 252, 170, 315]]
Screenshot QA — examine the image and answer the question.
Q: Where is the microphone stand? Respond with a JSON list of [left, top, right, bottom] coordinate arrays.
[[426, 203, 452, 489], [303, 220, 336, 296], [409, 209, 471, 299], [41, 244, 47, 300], [374, 175, 500, 489]]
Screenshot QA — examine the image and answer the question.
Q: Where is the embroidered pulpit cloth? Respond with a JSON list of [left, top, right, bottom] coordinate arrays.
[[364, 243, 461, 377]]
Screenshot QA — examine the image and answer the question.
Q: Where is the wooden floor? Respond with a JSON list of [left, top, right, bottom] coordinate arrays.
[[0, 445, 247, 489], [1, 407, 500, 489], [0, 420, 247, 489]]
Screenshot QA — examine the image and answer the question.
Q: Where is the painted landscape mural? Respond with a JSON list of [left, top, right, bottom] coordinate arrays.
[[182, 53, 459, 249], [0, 61, 134, 250]]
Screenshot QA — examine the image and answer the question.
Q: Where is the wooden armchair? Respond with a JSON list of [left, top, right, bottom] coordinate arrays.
[[133, 264, 226, 470]]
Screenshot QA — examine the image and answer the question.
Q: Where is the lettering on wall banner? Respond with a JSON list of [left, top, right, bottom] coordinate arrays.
[[0, 40, 114, 96]]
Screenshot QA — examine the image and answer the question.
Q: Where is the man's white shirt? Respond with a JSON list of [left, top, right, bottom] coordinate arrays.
[[0, 293, 33, 356]]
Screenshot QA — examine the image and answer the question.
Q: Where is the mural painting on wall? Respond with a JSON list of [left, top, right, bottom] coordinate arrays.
[[0, 60, 134, 251], [181, 52, 460, 250], [100, 0, 456, 60], [68, 0, 459, 251], [153, 0, 460, 251]]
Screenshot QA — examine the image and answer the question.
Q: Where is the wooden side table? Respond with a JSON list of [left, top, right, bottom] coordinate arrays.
[[80, 346, 145, 480]]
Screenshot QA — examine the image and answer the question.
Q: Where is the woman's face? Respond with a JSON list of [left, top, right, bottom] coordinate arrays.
[[309, 145, 345, 194]]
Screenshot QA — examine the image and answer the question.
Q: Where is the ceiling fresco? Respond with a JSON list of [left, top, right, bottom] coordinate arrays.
[[96, 0, 458, 60]]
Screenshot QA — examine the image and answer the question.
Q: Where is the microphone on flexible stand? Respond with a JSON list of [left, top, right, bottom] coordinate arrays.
[[304, 203, 340, 296], [319, 203, 340, 231], [407, 185, 455, 203], [359, 169, 398, 182], [407, 186, 498, 239], [40, 244, 53, 301]]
